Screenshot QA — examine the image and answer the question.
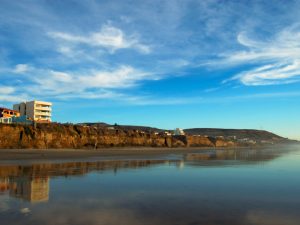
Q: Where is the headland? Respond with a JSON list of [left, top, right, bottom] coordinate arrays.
[[0, 123, 296, 153]]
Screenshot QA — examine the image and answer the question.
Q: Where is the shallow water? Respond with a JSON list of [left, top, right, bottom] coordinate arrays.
[[1, 145, 300, 225]]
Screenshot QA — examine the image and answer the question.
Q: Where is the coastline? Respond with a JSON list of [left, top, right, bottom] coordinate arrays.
[[0, 146, 250, 162], [1, 124, 295, 152], [0, 143, 297, 162]]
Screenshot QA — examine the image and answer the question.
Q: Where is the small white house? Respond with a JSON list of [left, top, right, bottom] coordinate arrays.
[[174, 128, 185, 135]]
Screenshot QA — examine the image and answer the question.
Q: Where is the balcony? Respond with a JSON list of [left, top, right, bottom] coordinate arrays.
[[35, 106, 52, 111], [35, 115, 51, 119], [35, 111, 52, 116]]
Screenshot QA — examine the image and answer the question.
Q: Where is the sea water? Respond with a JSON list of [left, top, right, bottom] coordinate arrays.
[[0, 145, 300, 225]]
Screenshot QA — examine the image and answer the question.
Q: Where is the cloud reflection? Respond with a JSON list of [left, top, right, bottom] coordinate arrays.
[[246, 210, 300, 225]]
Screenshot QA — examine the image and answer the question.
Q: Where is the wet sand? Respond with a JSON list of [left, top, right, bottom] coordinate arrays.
[[0, 147, 222, 161]]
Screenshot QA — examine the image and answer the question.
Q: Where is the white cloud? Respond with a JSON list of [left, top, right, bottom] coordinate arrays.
[[13, 64, 30, 73], [9, 64, 158, 102], [0, 86, 15, 94], [54, 90, 124, 100], [0, 94, 28, 102], [220, 25, 300, 85], [48, 24, 151, 54], [57, 46, 73, 55], [3, 61, 300, 105], [225, 60, 300, 85], [78, 66, 150, 88], [31, 65, 152, 93], [50, 71, 73, 83]]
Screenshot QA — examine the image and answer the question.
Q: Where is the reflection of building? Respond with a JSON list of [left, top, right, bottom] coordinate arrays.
[[0, 177, 9, 192], [0, 159, 177, 203], [0, 160, 176, 203], [0, 151, 283, 204], [9, 176, 49, 203], [176, 161, 185, 169], [13, 100, 52, 122]]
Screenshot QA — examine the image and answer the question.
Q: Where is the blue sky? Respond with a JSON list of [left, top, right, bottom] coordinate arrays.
[[0, 0, 300, 140]]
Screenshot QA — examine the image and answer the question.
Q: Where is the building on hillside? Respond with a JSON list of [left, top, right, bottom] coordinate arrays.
[[174, 128, 185, 136], [0, 107, 20, 124], [12, 115, 33, 125], [0, 115, 33, 125], [13, 100, 52, 123], [0, 107, 20, 118], [161, 131, 172, 136], [0, 117, 12, 124]]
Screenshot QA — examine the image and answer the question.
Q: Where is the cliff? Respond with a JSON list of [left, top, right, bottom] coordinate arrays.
[[0, 123, 235, 149]]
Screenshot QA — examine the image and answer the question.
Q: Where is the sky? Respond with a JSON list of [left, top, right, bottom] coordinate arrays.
[[0, 0, 300, 140]]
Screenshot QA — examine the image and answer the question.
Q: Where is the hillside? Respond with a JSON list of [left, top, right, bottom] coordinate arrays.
[[1, 123, 295, 150], [184, 128, 286, 141], [0, 123, 234, 149], [77, 123, 296, 144]]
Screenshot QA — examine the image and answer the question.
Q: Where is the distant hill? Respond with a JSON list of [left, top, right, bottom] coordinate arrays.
[[76, 122, 110, 127], [76, 123, 297, 143], [76, 123, 163, 133], [117, 125, 162, 133], [184, 128, 288, 142]]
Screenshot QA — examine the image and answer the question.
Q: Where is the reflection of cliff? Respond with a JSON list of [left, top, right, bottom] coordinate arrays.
[[186, 149, 274, 161], [0, 148, 290, 202], [0, 160, 178, 179], [0, 159, 180, 202], [0, 148, 288, 179], [9, 176, 49, 202], [0, 159, 181, 202], [184, 148, 284, 167]]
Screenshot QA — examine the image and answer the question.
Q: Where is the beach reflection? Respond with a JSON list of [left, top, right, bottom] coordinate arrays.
[[0, 146, 299, 225], [9, 176, 49, 203], [0, 159, 179, 203], [0, 147, 288, 203]]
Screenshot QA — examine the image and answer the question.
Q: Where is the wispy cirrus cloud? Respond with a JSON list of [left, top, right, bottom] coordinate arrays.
[[48, 24, 151, 54], [32, 65, 152, 92], [227, 61, 300, 85], [3, 60, 300, 105], [2, 64, 157, 102], [221, 25, 300, 85]]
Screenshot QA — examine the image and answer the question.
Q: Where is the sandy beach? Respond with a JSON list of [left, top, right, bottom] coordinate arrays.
[[0, 147, 223, 161]]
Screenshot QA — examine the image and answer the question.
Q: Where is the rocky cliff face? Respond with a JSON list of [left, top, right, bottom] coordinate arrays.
[[0, 124, 237, 149]]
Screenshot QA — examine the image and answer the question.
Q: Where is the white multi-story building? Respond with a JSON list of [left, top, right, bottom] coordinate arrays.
[[13, 100, 52, 122]]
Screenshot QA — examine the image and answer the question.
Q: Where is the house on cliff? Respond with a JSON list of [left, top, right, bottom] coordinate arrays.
[[174, 128, 185, 136], [0, 107, 20, 118], [13, 100, 52, 123], [0, 107, 20, 124]]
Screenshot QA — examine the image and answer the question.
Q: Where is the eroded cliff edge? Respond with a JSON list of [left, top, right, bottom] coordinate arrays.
[[0, 123, 237, 149]]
